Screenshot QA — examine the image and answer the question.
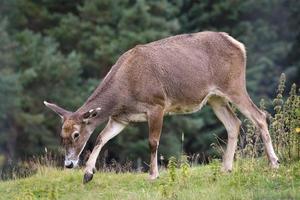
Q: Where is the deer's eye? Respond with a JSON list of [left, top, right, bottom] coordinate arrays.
[[91, 112, 97, 118], [72, 131, 80, 141]]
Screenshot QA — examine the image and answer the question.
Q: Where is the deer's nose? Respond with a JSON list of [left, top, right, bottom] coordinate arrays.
[[64, 160, 74, 168]]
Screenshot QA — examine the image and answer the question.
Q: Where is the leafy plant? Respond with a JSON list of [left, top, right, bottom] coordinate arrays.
[[270, 74, 300, 162], [159, 155, 191, 199], [238, 73, 300, 163]]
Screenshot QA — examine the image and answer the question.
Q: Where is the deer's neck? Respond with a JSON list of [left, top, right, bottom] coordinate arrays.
[[76, 69, 120, 122]]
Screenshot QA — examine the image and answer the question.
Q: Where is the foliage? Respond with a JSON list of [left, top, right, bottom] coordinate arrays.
[[0, 0, 299, 170], [159, 155, 190, 199], [238, 73, 300, 163], [0, 19, 20, 161], [270, 74, 300, 162]]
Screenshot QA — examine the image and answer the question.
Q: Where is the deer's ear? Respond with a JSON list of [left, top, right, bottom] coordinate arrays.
[[44, 101, 71, 119], [82, 107, 101, 123]]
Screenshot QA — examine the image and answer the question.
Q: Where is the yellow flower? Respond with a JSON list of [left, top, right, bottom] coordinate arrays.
[[296, 128, 300, 133]]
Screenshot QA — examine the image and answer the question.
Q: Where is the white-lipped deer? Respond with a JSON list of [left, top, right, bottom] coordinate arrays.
[[44, 31, 279, 184]]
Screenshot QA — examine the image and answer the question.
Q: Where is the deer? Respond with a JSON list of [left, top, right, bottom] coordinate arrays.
[[44, 31, 279, 184]]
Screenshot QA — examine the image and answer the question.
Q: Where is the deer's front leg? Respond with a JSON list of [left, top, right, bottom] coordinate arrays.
[[147, 106, 164, 180], [83, 118, 127, 184]]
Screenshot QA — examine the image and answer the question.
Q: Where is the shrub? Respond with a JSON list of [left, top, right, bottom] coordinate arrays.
[[239, 73, 300, 162]]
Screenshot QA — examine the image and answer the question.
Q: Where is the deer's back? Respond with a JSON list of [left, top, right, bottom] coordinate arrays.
[[110, 31, 246, 116]]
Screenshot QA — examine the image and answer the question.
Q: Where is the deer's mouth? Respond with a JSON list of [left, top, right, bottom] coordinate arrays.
[[64, 159, 78, 168]]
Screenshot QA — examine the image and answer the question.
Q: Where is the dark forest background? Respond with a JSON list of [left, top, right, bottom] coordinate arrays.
[[0, 0, 299, 168]]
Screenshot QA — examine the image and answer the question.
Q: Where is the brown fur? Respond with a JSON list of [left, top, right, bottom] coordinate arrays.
[[45, 31, 279, 182], [75, 31, 246, 120], [62, 120, 76, 138]]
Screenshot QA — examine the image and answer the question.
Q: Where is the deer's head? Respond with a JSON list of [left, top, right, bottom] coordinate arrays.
[[44, 101, 101, 168]]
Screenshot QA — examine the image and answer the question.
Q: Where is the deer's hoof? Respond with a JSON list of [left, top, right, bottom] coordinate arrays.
[[149, 174, 159, 180], [221, 168, 232, 173], [83, 172, 93, 184], [270, 160, 280, 169]]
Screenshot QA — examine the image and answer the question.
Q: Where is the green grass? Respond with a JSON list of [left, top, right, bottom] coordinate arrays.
[[0, 159, 299, 200]]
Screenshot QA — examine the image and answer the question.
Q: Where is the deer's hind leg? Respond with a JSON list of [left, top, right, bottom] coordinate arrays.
[[228, 91, 279, 168], [209, 96, 241, 172]]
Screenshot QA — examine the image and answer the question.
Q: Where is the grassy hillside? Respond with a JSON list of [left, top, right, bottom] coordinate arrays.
[[0, 159, 299, 200]]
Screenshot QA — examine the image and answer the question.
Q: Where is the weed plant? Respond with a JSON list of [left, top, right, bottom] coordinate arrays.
[[238, 73, 300, 163]]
